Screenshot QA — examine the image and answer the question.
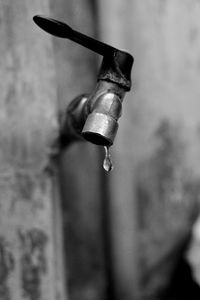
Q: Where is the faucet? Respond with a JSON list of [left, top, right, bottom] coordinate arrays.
[[33, 15, 134, 150]]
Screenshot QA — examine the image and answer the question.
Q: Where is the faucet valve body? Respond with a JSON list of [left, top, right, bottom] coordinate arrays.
[[82, 81, 125, 146]]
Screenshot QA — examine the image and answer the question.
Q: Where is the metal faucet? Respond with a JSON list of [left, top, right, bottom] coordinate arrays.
[[33, 15, 134, 149]]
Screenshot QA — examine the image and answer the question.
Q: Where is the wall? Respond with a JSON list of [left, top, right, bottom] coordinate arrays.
[[50, 1, 107, 300], [0, 1, 67, 300], [3, 1, 200, 300], [98, 1, 200, 299]]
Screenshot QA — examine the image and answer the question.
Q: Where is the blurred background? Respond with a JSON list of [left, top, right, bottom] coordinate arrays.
[[1, 0, 200, 300]]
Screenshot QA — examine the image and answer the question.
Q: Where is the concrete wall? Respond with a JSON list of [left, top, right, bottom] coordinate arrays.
[[0, 1, 67, 299], [2, 1, 200, 300], [50, 1, 107, 300], [98, 1, 200, 299]]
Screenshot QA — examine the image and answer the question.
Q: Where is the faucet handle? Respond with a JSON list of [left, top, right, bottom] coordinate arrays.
[[33, 15, 116, 56], [33, 15, 134, 90], [34, 15, 127, 56]]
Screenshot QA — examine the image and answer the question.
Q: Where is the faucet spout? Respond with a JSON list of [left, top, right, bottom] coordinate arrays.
[[59, 80, 126, 148], [82, 81, 125, 146]]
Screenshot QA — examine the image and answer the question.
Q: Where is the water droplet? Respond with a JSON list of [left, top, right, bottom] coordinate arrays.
[[103, 146, 114, 172]]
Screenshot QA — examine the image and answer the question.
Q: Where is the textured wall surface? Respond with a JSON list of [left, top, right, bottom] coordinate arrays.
[[3, 1, 200, 300], [50, 1, 106, 300], [0, 1, 67, 299], [98, 1, 200, 299]]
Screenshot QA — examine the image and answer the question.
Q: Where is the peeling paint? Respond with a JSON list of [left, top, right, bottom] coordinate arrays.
[[19, 229, 48, 300], [0, 237, 15, 300]]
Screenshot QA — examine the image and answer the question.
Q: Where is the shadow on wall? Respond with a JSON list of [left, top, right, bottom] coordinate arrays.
[[136, 119, 200, 300], [50, 1, 109, 300]]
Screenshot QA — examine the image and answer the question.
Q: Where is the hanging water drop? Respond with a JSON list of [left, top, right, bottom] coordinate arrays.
[[103, 146, 114, 172]]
